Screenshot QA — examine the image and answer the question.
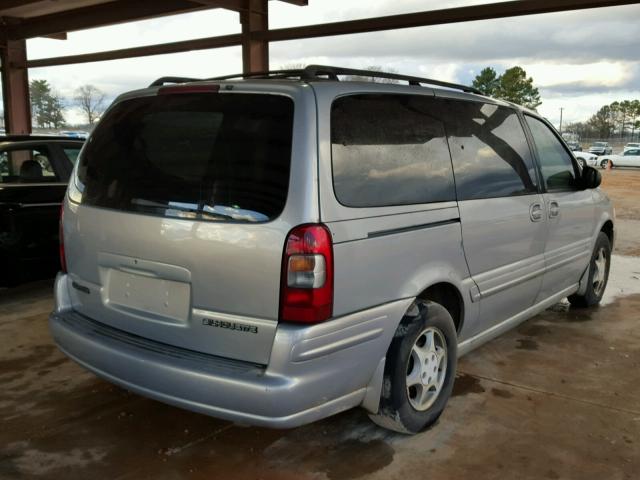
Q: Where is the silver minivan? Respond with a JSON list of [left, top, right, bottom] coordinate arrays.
[[50, 66, 614, 433]]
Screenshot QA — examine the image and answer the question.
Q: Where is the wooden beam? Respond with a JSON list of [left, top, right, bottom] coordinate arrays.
[[19, 0, 640, 71], [274, 0, 307, 5], [0, 0, 42, 11], [27, 33, 242, 68], [6, 0, 218, 40], [0, 38, 31, 134], [42, 32, 67, 40], [256, 0, 640, 42], [187, 0, 245, 11], [241, 0, 268, 74]]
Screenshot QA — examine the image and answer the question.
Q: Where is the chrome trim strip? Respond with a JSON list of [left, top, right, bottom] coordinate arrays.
[[368, 218, 460, 238]]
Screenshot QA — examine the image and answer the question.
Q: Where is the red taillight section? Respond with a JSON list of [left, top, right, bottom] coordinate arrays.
[[158, 84, 220, 95], [59, 204, 67, 273], [279, 224, 334, 324]]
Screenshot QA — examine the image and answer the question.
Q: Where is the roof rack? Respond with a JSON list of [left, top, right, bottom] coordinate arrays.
[[148, 76, 202, 87], [209, 68, 309, 82], [208, 64, 483, 95]]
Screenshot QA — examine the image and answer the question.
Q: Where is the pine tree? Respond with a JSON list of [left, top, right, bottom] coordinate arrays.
[[471, 67, 500, 96]]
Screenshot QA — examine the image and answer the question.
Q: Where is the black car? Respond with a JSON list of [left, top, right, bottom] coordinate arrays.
[[0, 135, 84, 286]]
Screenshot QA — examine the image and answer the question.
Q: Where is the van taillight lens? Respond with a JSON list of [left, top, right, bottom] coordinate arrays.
[[280, 224, 333, 323], [59, 204, 67, 273]]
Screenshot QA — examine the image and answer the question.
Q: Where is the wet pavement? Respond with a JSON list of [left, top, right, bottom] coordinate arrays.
[[1, 257, 639, 480]]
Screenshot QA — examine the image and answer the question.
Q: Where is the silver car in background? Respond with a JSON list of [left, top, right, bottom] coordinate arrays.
[[50, 66, 614, 434]]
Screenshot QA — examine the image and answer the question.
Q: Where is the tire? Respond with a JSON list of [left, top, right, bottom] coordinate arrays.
[[369, 300, 457, 434], [568, 232, 611, 308], [600, 159, 610, 169], [578, 158, 585, 168]]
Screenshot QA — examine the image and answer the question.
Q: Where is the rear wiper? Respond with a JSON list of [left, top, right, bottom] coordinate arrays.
[[131, 201, 235, 221]]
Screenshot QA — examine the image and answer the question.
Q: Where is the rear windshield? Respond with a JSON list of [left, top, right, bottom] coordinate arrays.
[[76, 92, 294, 223]]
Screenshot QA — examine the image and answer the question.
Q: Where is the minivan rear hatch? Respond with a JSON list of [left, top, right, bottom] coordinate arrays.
[[64, 86, 297, 364]]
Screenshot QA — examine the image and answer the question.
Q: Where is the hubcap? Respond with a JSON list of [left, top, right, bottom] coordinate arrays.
[[592, 247, 608, 297], [405, 327, 447, 411]]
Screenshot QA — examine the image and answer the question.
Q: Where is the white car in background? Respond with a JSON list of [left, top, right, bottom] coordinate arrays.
[[573, 151, 599, 168], [598, 148, 640, 168], [623, 142, 640, 152]]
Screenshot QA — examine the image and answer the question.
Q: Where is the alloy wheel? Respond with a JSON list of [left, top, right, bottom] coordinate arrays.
[[405, 327, 448, 411]]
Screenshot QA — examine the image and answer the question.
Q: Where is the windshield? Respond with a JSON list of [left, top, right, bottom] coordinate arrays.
[[76, 92, 294, 223]]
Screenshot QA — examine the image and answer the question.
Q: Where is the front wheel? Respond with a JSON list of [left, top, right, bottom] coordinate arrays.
[[600, 159, 610, 169], [369, 300, 457, 434], [568, 232, 611, 308], [578, 158, 585, 168]]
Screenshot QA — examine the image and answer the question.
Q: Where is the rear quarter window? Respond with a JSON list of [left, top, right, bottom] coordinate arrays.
[[330, 94, 456, 208]]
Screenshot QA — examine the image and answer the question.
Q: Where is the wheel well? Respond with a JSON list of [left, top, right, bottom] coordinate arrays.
[[601, 220, 614, 244], [417, 283, 464, 334]]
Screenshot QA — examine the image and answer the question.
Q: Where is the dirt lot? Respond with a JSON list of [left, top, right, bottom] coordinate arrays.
[[601, 168, 640, 255], [1, 170, 640, 480]]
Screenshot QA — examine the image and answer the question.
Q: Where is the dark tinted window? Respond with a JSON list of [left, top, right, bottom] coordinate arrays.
[[63, 147, 82, 164], [444, 100, 537, 200], [77, 93, 294, 222], [331, 94, 455, 207], [525, 115, 577, 191], [624, 149, 640, 156], [0, 146, 58, 183]]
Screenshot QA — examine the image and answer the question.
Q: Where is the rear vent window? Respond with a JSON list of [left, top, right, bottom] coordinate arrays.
[[77, 93, 294, 223]]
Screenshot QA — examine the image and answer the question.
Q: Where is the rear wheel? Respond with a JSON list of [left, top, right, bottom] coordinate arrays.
[[568, 232, 611, 307], [578, 158, 585, 168], [369, 300, 457, 434]]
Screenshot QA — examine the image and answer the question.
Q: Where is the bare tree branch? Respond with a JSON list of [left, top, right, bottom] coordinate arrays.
[[74, 84, 106, 125]]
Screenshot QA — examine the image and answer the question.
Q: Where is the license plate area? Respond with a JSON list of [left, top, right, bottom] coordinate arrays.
[[106, 269, 190, 324]]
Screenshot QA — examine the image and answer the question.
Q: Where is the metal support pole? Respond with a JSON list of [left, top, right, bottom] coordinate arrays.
[[241, 0, 268, 74], [0, 38, 31, 134]]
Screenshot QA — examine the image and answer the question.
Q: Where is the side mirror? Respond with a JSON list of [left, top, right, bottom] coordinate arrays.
[[580, 165, 602, 190]]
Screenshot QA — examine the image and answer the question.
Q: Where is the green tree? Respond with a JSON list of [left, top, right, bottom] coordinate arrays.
[[629, 100, 640, 140], [495, 66, 541, 110], [29, 79, 65, 128], [615, 100, 635, 138], [588, 105, 616, 138], [471, 67, 500, 96]]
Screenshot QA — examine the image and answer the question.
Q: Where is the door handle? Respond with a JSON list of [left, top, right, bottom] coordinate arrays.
[[549, 201, 560, 218], [529, 203, 543, 222]]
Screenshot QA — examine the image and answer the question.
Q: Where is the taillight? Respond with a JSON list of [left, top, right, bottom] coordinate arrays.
[[59, 203, 67, 273], [279, 224, 334, 323]]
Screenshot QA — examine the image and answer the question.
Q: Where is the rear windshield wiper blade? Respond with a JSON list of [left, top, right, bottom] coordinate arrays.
[[131, 201, 236, 221]]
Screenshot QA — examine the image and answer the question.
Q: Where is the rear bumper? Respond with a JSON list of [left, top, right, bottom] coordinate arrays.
[[49, 274, 412, 428]]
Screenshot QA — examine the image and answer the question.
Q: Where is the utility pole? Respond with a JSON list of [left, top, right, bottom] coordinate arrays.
[[559, 107, 564, 135]]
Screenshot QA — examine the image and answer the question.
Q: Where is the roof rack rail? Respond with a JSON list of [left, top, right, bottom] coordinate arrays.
[[209, 69, 306, 81], [149, 76, 202, 87], [208, 64, 482, 95]]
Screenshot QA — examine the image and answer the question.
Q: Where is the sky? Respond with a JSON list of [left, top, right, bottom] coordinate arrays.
[[23, 0, 640, 128]]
